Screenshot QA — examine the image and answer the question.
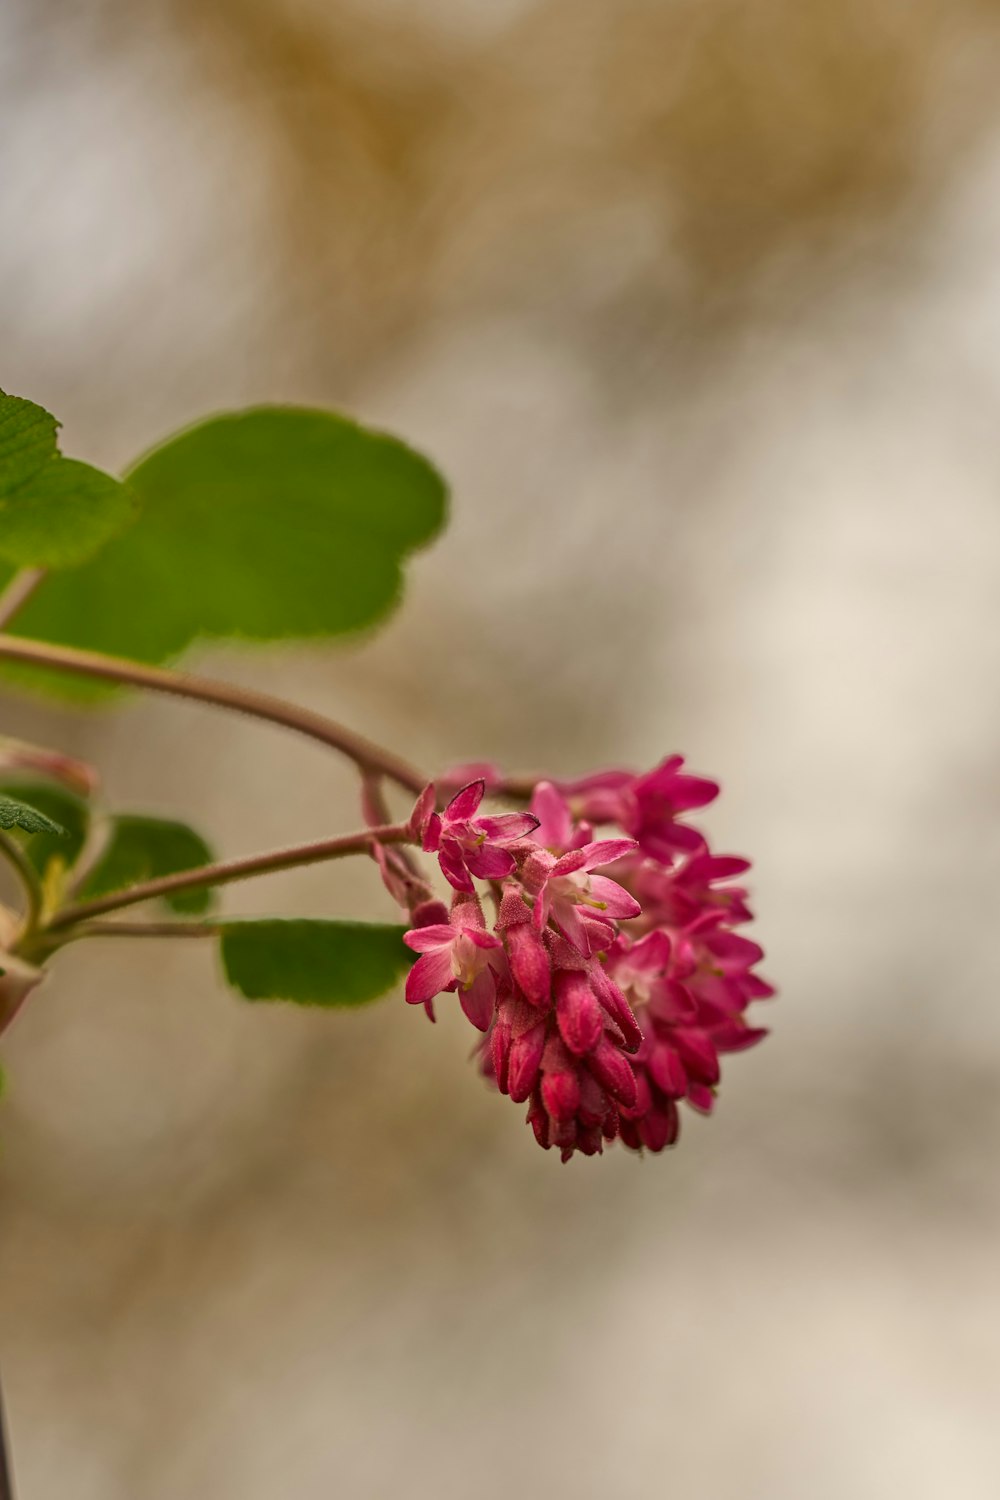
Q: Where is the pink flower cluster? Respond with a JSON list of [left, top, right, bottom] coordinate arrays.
[[394, 758, 773, 1162]]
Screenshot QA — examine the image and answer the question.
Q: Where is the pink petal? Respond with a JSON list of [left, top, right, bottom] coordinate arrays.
[[464, 927, 503, 951], [527, 1097, 551, 1149], [624, 1068, 652, 1120], [508, 1021, 547, 1102], [589, 966, 643, 1053], [444, 779, 486, 823], [702, 929, 765, 969], [475, 812, 540, 843], [710, 1022, 769, 1053], [459, 967, 496, 1031], [403, 924, 456, 953], [745, 974, 777, 1000], [506, 922, 551, 1007], [530, 781, 574, 850], [686, 1083, 716, 1114], [421, 812, 443, 853], [550, 848, 587, 878], [408, 783, 438, 839], [464, 844, 516, 880], [638, 1103, 680, 1151], [587, 1037, 638, 1108], [532, 886, 553, 933], [542, 1067, 581, 1124], [639, 822, 705, 861], [628, 929, 672, 973], [687, 853, 751, 881], [586, 875, 642, 920], [491, 1008, 513, 1093], [672, 1029, 720, 1085], [647, 1045, 688, 1097], [405, 949, 454, 1006], [438, 840, 476, 893], [578, 912, 617, 955], [578, 838, 639, 871], [554, 971, 603, 1056], [652, 979, 698, 1024], [551, 898, 590, 953], [638, 758, 718, 811]]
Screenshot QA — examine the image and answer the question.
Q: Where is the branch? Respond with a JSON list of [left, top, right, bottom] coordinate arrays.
[[0, 634, 427, 794], [47, 822, 414, 932], [61, 919, 221, 941]]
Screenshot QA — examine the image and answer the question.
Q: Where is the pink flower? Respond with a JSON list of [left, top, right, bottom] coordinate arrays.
[[630, 852, 754, 930], [529, 781, 591, 855], [422, 779, 540, 894], [403, 895, 503, 1029], [605, 931, 697, 1022], [607, 911, 772, 1153], [521, 838, 640, 952], [624, 757, 719, 860], [398, 748, 773, 1162], [486, 970, 640, 1163], [558, 756, 719, 861]]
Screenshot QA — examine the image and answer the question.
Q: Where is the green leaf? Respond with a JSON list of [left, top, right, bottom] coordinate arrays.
[[0, 391, 136, 568], [0, 780, 90, 874], [0, 794, 65, 838], [219, 919, 412, 1008], [0, 392, 58, 490], [76, 814, 216, 915], [0, 406, 447, 691]]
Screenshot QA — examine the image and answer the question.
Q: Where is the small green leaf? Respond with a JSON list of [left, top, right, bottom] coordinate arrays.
[[0, 794, 66, 838], [0, 780, 90, 873], [220, 919, 411, 1008], [77, 815, 216, 915], [0, 406, 448, 694], [0, 391, 136, 568]]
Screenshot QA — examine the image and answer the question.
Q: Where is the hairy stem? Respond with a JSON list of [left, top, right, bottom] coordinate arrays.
[[60, 919, 221, 942], [0, 634, 427, 793], [47, 822, 413, 932], [0, 831, 43, 938], [0, 568, 46, 630]]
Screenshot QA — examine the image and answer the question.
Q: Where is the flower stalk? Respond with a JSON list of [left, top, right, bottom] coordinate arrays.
[[45, 822, 414, 935]]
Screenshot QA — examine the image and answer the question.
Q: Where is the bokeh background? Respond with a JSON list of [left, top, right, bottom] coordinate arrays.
[[2, 1, 1000, 1495]]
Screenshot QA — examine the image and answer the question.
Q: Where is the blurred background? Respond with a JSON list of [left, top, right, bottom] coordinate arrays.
[[2, 0, 1000, 1494]]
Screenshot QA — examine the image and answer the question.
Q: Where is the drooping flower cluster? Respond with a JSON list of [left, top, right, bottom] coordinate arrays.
[[389, 758, 772, 1162]]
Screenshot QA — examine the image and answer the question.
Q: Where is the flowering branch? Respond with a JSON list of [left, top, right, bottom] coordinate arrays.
[[396, 765, 774, 1161], [0, 633, 427, 794], [45, 822, 414, 936]]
